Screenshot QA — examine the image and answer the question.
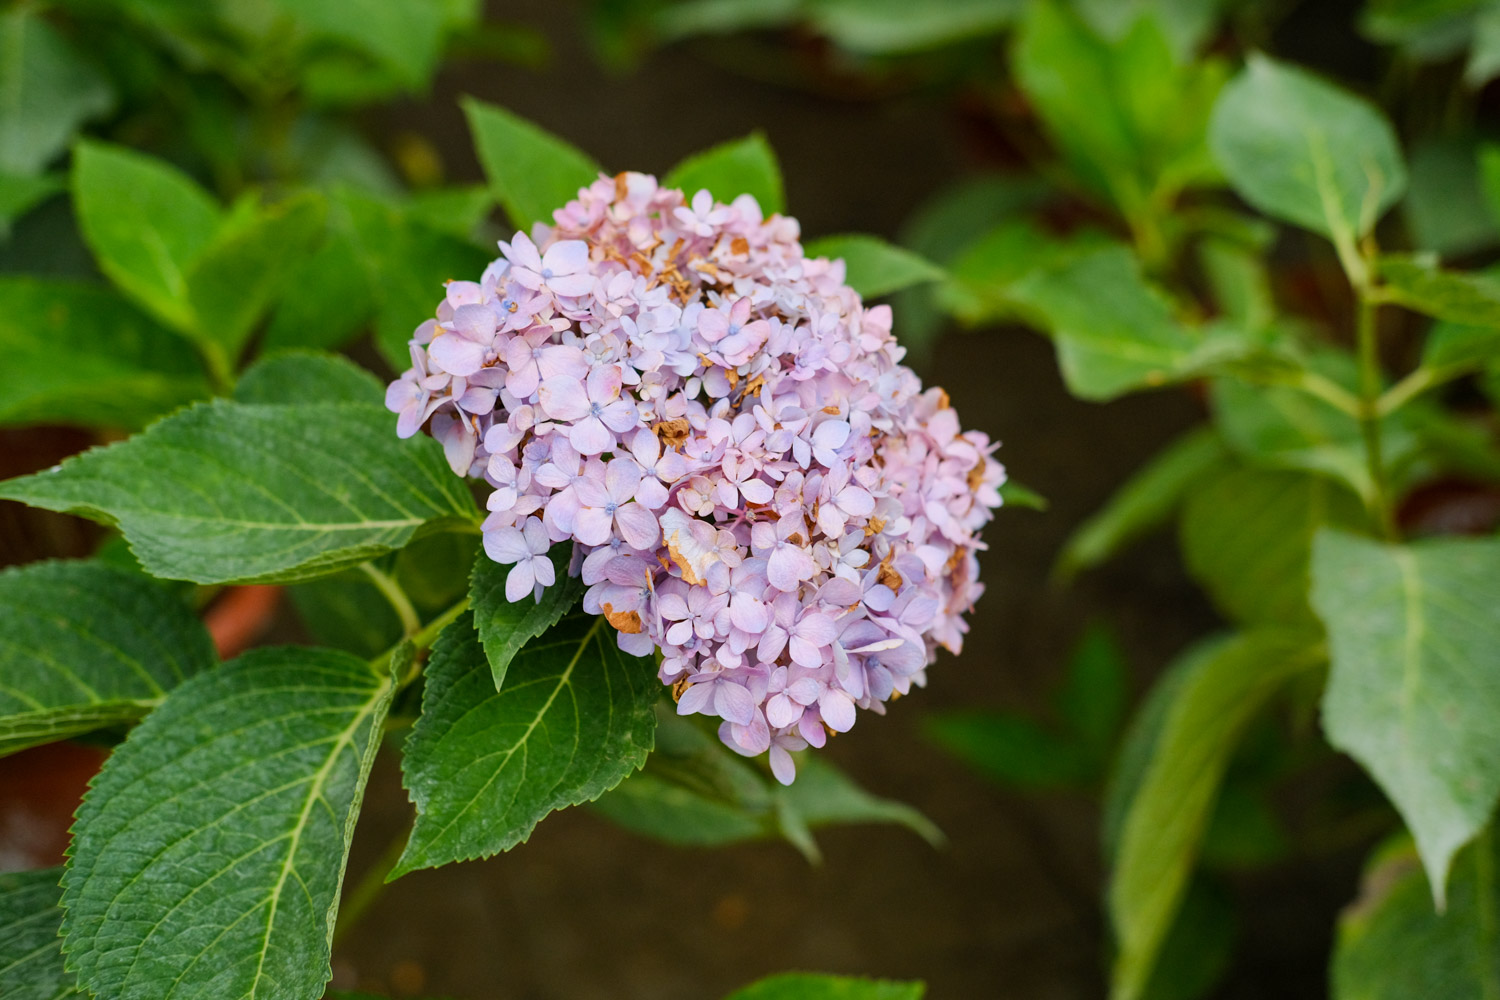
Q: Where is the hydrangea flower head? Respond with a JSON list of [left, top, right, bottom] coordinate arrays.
[[387, 173, 1005, 784]]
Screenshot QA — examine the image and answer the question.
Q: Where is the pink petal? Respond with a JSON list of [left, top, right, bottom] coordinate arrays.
[[715, 681, 755, 726], [613, 502, 660, 550], [574, 506, 614, 546], [542, 239, 589, 275], [677, 682, 714, 716], [547, 272, 595, 297], [537, 376, 590, 421], [768, 744, 796, 785], [505, 560, 536, 602], [428, 335, 486, 377], [569, 415, 613, 456], [819, 689, 856, 732]]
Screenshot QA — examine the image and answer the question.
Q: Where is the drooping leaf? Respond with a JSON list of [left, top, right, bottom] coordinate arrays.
[[1209, 54, 1406, 257], [72, 141, 222, 333], [1057, 424, 1230, 579], [0, 400, 478, 584], [1011, 245, 1246, 401], [0, 560, 216, 756], [1377, 253, 1500, 328], [1332, 831, 1500, 999], [469, 544, 582, 690], [803, 234, 945, 299], [1109, 630, 1322, 1000], [1312, 529, 1500, 905], [0, 867, 81, 1000], [663, 132, 785, 215], [185, 191, 327, 361], [0, 9, 114, 177], [777, 756, 944, 857], [392, 611, 659, 876], [60, 647, 395, 1000], [0, 276, 208, 430], [462, 98, 601, 231], [723, 972, 925, 1000], [234, 350, 384, 406], [925, 711, 1097, 788], [1180, 466, 1370, 626]]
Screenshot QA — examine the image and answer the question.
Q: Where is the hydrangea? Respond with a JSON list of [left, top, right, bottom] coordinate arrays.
[[386, 172, 1005, 784]]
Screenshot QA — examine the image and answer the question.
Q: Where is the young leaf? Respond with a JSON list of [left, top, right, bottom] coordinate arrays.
[[0, 867, 81, 999], [663, 133, 785, 215], [0, 9, 114, 176], [60, 647, 395, 1000], [462, 98, 601, 231], [1056, 424, 1229, 579], [393, 612, 659, 876], [723, 972, 925, 1000], [1377, 253, 1500, 328], [185, 191, 327, 361], [0, 277, 208, 430], [1109, 630, 1322, 1000], [234, 350, 384, 406], [72, 141, 222, 333], [1332, 832, 1500, 999], [1011, 245, 1245, 401], [1179, 466, 1370, 626], [999, 480, 1048, 511], [803, 234, 945, 299], [0, 560, 216, 756], [0, 400, 478, 584], [1209, 54, 1405, 257], [1311, 530, 1500, 906], [469, 544, 582, 690]]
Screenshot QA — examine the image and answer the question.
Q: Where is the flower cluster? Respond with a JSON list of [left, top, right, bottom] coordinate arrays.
[[387, 173, 1004, 783]]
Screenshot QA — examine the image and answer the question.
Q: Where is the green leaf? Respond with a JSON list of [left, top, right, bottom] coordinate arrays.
[[287, 570, 403, 659], [404, 184, 495, 240], [186, 191, 327, 361], [1467, 4, 1500, 86], [1057, 424, 1229, 579], [0, 867, 81, 999], [469, 544, 582, 689], [926, 711, 1097, 788], [0, 560, 216, 756], [1332, 831, 1500, 999], [0, 169, 63, 234], [1109, 630, 1322, 1000], [1058, 622, 1130, 753], [1421, 320, 1500, 373], [803, 234, 944, 299], [234, 350, 384, 406], [1072, 0, 1227, 62], [0, 9, 114, 176], [663, 133, 785, 215], [1139, 875, 1236, 1000], [263, 212, 375, 355], [1378, 255, 1500, 336], [271, 0, 447, 88], [1198, 236, 1275, 333], [0, 276, 209, 430], [462, 98, 601, 231], [72, 141, 222, 333], [998, 479, 1048, 511], [723, 972, 924, 1000], [1209, 54, 1406, 261], [1180, 466, 1370, 626], [810, 0, 1016, 54], [1011, 245, 1245, 401], [0, 400, 478, 584], [1311, 529, 1500, 905], [61, 646, 395, 1000], [777, 756, 944, 855], [392, 611, 659, 876], [1402, 136, 1499, 256]]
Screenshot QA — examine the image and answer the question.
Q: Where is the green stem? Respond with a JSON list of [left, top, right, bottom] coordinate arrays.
[[1376, 364, 1467, 418], [1355, 291, 1399, 540], [1288, 369, 1363, 417], [408, 597, 470, 659], [199, 342, 235, 396], [359, 563, 421, 637], [332, 826, 409, 949]]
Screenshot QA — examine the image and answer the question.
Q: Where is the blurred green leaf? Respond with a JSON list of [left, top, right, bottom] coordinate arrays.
[[1109, 629, 1322, 1000], [1180, 465, 1370, 627], [0, 277, 208, 429], [1377, 253, 1500, 328], [263, 200, 376, 355], [234, 350, 384, 406], [664, 132, 784, 215], [1057, 424, 1230, 579], [1421, 320, 1500, 373], [1198, 784, 1290, 868], [463, 97, 601, 231], [405, 184, 495, 241], [1402, 136, 1499, 256], [810, 0, 1019, 54], [1361, 0, 1487, 61], [287, 568, 404, 658], [72, 140, 221, 333], [0, 170, 63, 235], [1058, 623, 1130, 754], [940, 220, 1074, 325], [1140, 875, 1236, 1000], [1011, 245, 1248, 401], [777, 756, 944, 858], [805, 234, 944, 299], [0, 8, 114, 176], [1103, 651, 1192, 857], [1209, 54, 1405, 264], [926, 711, 1098, 788], [272, 0, 449, 89], [1466, 4, 1500, 85], [1312, 529, 1500, 906], [723, 972, 924, 1000], [1071, 0, 1227, 62], [1198, 236, 1275, 333], [1332, 831, 1500, 999]]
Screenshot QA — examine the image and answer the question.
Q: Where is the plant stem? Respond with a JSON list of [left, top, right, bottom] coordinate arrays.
[[367, 596, 470, 685], [1355, 291, 1398, 540], [332, 826, 409, 949], [359, 563, 422, 637]]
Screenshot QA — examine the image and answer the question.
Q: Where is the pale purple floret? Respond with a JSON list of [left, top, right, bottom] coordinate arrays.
[[385, 170, 1005, 783]]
